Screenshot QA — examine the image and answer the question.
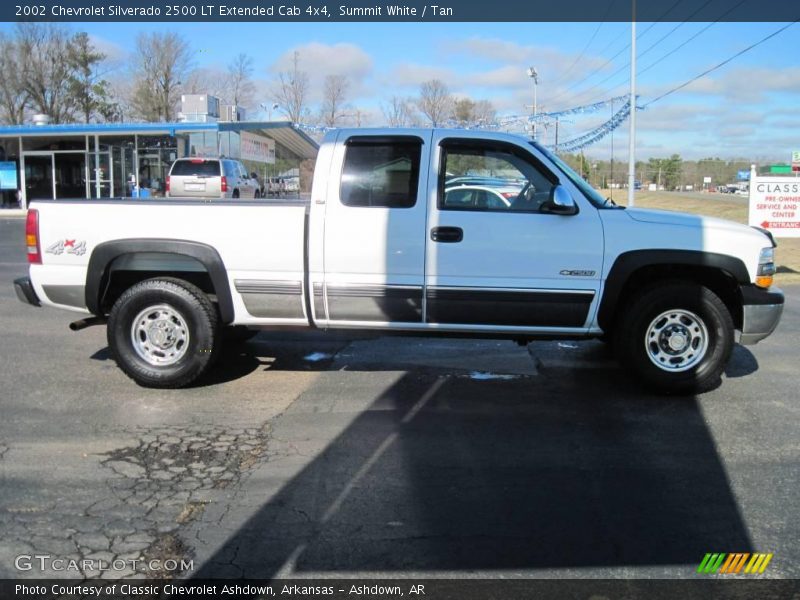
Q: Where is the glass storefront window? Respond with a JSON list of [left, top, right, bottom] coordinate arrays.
[[137, 135, 179, 197], [23, 136, 87, 152]]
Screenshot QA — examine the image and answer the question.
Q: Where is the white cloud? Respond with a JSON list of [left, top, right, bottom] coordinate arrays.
[[88, 34, 127, 64], [384, 63, 456, 88], [271, 42, 373, 78]]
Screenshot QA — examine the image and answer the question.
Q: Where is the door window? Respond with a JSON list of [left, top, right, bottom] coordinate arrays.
[[441, 141, 556, 213], [340, 139, 422, 208]]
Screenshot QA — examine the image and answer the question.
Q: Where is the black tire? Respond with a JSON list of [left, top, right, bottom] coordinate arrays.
[[107, 278, 220, 388], [232, 190, 240, 199], [253, 190, 261, 199], [614, 282, 734, 394]]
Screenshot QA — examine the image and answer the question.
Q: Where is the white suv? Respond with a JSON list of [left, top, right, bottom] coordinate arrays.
[[166, 158, 260, 199]]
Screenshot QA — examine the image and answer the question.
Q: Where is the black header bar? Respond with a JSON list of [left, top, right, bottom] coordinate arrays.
[[5, 0, 800, 22]]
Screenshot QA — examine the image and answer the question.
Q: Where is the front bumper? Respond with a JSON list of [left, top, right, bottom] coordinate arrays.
[[739, 285, 784, 345], [14, 276, 40, 307]]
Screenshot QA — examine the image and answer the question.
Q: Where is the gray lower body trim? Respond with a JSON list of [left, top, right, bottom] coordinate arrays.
[[326, 284, 423, 322], [42, 285, 86, 309], [426, 287, 594, 328], [313, 282, 326, 320], [234, 279, 304, 319], [740, 303, 784, 345]]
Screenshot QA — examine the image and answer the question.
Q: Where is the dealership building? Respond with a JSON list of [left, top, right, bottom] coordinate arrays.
[[0, 100, 319, 208]]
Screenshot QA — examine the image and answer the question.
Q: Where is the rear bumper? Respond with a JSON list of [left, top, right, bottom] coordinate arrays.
[[14, 276, 40, 307], [739, 285, 784, 345]]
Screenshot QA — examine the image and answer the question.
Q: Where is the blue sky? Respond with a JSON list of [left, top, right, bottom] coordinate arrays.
[[3, 21, 798, 161]]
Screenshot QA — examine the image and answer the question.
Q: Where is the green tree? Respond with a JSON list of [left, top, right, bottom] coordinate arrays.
[[66, 32, 118, 123]]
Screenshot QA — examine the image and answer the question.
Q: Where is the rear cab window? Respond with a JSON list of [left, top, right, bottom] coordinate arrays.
[[170, 159, 221, 177], [340, 137, 422, 208]]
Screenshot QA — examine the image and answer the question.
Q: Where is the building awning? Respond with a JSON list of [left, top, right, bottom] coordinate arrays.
[[0, 120, 319, 160], [219, 121, 318, 160]]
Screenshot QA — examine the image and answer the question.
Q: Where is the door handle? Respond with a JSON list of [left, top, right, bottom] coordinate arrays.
[[430, 226, 463, 243]]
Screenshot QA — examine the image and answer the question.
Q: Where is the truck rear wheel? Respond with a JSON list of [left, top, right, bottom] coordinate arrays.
[[107, 278, 220, 388], [615, 282, 734, 394]]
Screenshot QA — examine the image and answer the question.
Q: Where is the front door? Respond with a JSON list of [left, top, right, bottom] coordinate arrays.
[[424, 133, 604, 332], [54, 153, 87, 198], [88, 151, 112, 197], [320, 132, 432, 327], [23, 154, 55, 200]]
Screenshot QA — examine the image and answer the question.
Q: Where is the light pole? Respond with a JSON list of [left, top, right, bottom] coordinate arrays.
[[260, 102, 280, 121], [527, 66, 538, 140], [627, 0, 637, 207]]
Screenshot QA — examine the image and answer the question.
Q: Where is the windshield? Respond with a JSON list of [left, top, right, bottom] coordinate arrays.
[[530, 142, 612, 209]]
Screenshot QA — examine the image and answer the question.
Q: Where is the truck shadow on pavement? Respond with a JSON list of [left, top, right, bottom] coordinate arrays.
[[188, 335, 754, 577]]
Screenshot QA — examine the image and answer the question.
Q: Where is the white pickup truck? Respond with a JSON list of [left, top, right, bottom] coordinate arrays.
[[15, 129, 783, 393]]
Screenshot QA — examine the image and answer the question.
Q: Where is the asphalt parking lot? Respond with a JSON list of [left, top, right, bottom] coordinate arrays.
[[0, 215, 798, 582]]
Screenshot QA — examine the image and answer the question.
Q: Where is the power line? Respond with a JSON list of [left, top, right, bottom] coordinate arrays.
[[637, 0, 750, 78], [562, 0, 719, 109], [549, 0, 617, 88], [643, 21, 797, 107], [547, 0, 687, 107]]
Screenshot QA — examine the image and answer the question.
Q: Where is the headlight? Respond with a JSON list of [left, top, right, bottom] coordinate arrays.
[[756, 247, 776, 288]]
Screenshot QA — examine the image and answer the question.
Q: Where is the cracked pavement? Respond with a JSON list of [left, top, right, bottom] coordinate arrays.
[[1, 217, 799, 580]]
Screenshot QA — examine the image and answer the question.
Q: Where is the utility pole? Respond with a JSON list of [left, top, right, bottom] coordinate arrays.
[[627, 0, 637, 207], [610, 99, 615, 199], [554, 118, 559, 153], [527, 67, 538, 140]]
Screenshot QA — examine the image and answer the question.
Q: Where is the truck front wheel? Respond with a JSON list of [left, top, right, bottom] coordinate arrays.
[[615, 282, 734, 394], [107, 278, 220, 388]]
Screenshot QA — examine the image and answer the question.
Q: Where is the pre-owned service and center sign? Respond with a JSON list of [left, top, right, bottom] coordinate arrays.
[[749, 171, 800, 237]]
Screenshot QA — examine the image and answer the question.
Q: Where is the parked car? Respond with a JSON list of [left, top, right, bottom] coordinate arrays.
[[443, 185, 516, 210], [166, 158, 260, 199], [16, 128, 782, 393]]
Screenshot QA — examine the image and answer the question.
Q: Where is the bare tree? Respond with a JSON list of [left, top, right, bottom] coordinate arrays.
[[320, 74, 349, 127], [416, 79, 453, 127], [183, 66, 229, 100], [382, 95, 413, 128], [130, 31, 192, 122], [0, 32, 28, 124], [227, 53, 255, 108], [272, 51, 309, 123], [17, 23, 75, 123], [472, 99, 497, 126]]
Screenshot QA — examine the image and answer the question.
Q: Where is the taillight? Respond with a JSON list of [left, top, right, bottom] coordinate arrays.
[[165, 176, 170, 193], [26, 209, 41, 264], [221, 176, 228, 193]]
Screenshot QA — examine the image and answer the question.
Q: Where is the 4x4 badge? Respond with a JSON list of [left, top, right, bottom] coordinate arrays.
[[46, 239, 87, 256]]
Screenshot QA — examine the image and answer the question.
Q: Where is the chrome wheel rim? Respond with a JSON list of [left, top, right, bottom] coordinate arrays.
[[644, 309, 708, 373], [131, 304, 190, 366]]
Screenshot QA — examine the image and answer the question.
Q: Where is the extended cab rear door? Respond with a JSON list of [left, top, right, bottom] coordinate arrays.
[[315, 131, 432, 327], [424, 131, 604, 332]]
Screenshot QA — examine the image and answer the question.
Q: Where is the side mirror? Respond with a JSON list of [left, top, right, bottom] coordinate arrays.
[[250, 172, 258, 179], [541, 185, 578, 215]]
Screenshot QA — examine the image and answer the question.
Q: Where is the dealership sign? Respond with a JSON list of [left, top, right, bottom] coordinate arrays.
[[749, 174, 800, 237], [240, 132, 275, 164]]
